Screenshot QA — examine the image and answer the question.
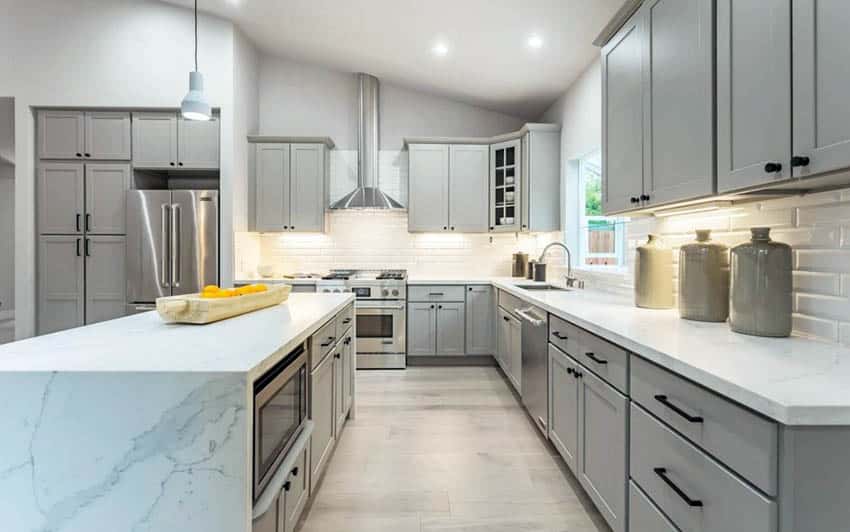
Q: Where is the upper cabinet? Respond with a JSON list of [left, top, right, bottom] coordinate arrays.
[[132, 112, 220, 170], [490, 139, 522, 232], [251, 140, 330, 233], [408, 144, 450, 232], [602, 0, 714, 214], [449, 145, 490, 232], [39, 111, 131, 161], [521, 126, 561, 232]]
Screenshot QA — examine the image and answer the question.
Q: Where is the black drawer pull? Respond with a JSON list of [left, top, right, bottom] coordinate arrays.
[[334, 353, 341, 359], [291, 466, 299, 477], [428, 292, 445, 296], [320, 337, 335, 347], [503, 316, 510, 322], [654, 395, 704, 423], [566, 367, 574, 375], [283, 480, 292, 492], [552, 331, 567, 340], [76, 213, 81, 232], [584, 352, 608, 365], [342, 318, 352, 324], [654, 468, 703, 507]]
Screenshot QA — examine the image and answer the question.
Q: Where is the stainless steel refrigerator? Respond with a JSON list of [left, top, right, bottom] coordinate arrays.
[[125, 190, 218, 314]]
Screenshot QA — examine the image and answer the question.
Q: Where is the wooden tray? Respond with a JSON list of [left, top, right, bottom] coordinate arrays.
[[156, 285, 292, 324]]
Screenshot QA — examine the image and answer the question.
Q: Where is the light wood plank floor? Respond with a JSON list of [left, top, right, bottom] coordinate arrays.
[[299, 366, 610, 532]]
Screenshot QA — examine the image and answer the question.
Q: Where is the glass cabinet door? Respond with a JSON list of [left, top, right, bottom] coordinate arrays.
[[490, 139, 522, 232]]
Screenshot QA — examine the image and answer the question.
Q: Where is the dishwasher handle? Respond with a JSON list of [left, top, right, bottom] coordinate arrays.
[[516, 308, 545, 327]]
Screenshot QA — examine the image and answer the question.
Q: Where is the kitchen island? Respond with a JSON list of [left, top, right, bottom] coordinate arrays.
[[0, 293, 354, 532]]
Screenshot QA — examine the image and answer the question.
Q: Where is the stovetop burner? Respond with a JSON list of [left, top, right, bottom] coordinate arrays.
[[324, 269, 407, 281], [322, 270, 357, 280], [376, 270, 406, 280]]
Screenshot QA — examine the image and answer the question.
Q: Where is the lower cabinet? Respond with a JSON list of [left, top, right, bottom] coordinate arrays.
[[435, 302, 465, 355], [407, 301, 466, 356], [496, 307, 522, 392], [548, 345, 580, 472], [629, 481, 677, 532], [310, 345, 336, 488], [465, 285, 494, 354], [279, 447, 309, 532], [334, 334, 353, 435]]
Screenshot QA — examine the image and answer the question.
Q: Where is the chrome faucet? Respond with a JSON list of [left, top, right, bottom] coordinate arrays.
[[538, 242, 584, 289]]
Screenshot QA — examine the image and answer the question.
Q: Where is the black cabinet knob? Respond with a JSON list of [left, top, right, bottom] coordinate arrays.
[[791, 156, 810, 168], [283, 481, 291, 492], [169, 162, 175, 166], [630, 197, 639, 204], [335, 353, 341, 359], [640, 194, 650, 201], [178, 162, 184, 166], [764, 162, 782, 173], [84, 153, 91, 157], [489, 226, 494, 230], [450, 226, 455, 231], [431, 304, 435, 309], [566, 367, 574, 375], [75, 153, 82, 157], [443, 226, 447, 230], [438, 305, 443, 309], [290, 226, 295, 230], [291, 467, 299, 477], [283, 226, 289, 230]]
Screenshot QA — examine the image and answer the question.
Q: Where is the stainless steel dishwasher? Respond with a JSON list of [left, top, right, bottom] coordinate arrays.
[[517, 304, 548, 436]]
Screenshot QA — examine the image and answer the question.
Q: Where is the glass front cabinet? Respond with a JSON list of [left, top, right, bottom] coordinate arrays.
[[489, 139, 522, 232]]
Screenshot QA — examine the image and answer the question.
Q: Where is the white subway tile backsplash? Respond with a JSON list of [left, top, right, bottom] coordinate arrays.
[[797, 201, 850, 226], [796, 249, 850, 273], [792, 314, 839, 342], [796, 293, 850, 322], [793, 271, 841, 296], [840, 323, 850, 346]]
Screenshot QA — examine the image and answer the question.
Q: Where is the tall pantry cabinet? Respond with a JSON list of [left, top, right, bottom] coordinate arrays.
[[37, 111, 131, 334]]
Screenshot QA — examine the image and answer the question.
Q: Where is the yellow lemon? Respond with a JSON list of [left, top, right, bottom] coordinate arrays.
[[202, 285, 220, 293]]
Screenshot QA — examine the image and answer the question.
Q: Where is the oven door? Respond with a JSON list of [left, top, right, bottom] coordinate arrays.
[[253, 344, 308, 500], [355, 301, 406, 354]]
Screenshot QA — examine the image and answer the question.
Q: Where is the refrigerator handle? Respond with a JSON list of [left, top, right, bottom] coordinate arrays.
[[160, 204, 170, 288], [171, 203, 181, 288]]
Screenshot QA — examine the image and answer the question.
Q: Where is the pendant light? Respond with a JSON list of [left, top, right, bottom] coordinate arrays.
[[181, 0, 211, 121]]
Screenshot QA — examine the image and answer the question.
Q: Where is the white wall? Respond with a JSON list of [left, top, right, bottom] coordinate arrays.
[[0, 97, 14, 328], [0, 0, 248, 339], [231, 28, 260, 235]]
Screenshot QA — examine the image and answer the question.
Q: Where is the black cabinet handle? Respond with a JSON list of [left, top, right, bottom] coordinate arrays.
[[574, 370, 583, 379], [342, 318, 352, 324], [178, 162, 184, 167], [503, 316, 510, 322], [291, 466, 299, 477], [76, 213, 81, 232], [764, 162, 782, 173], [791, 155, 810, 168], [566, 367, 574, 375], [84, 153, 91, 158], [584, 352, 608, 365], [443, 226, 447, 230], [85, 213, 91, 232], [84, 238, 91, 257], [438, 305, 443, 309], [290, 226, 295, 230], [75, 238, 81, 257], [552, 331, 567, 340], [654, 394, 704, 423], [490, 226, 494, 230], [654, 468, 703, 507], [169, 162, 175, 166], [431, 304, 436, 309], [283, 226, 289, 230], [75, 152, 82, 158], [283, 480, 292, 492], [428, 292, 444, 296], [640, 194, 650, 202], [335, 353, 341, 359], [321, 336, 335, 347], [344, 337, 352, 345], [630, 197, 639, 204], [450, 226, 455, 231]]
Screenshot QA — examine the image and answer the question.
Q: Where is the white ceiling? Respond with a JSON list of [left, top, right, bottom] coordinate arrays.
[[161, 0, 622, 119]]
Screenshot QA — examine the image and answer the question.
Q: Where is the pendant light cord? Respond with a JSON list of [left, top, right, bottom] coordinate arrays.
[[194, 0, 199, 71]]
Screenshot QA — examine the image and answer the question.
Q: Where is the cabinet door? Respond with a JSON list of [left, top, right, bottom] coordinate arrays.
[[497, 307, 511, 371], [793, 0, 850, 178], [85, 164, 130, 235], [290, 144, 325, 232], [255, 143, 291, 231], [407, 303, 437, 356], [38, 163, 84, 235], [38, 235, 84, 334], [642, 0, 714, 206], [310, 350, 336, 489], [465, 285, 493, 355], [334, 347, 347, 436], [508, 314, 522, 393], [578, 368, 628, 532], [489, 140, 522, 232], [717, 0, 791, 192], [602, 14, 645, 214], [279, 448, 309, 532], [448, 145, 489, 232], [38, 110, 85, 160], [436, 302, 465, 356], [408, 144, 449, 232], [132, 112, 178, 169], [177, 117, 220, 170], [85, 112, 131, 160], [84, 236, 126, 325], [342, 335, 353, 415], [549, 345, 580, 474]]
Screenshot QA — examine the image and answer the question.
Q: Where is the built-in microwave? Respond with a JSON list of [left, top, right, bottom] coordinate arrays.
[[253, 343, 308, 500]]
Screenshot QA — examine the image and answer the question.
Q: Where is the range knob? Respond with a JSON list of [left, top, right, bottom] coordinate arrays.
[[382, 289, 389, 296], [392, 289, 399, 296]]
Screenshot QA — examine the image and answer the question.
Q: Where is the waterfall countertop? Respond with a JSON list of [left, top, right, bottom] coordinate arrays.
[[410, 276, 850, 426]]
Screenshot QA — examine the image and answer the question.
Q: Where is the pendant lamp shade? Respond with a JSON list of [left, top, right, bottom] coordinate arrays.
[[182, 71, 211, 121]]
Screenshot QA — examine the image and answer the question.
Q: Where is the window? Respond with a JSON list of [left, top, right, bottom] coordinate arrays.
[[574, 150, 626, 268]]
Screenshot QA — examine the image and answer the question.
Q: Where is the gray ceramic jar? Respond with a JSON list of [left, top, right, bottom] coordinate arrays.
[[679, 229, 730, 322], [635, 234, 673, 309], [729, 227, 792, 337]]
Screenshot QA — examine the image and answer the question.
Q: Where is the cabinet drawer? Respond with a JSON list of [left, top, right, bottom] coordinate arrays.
[[279, 446, 309, 532], [629, 481, 677, 532], [497, 289, 524, 315], [578, 329, 629, 394], [630, 355, 778, 495], [336, 303, 355, 338], [408, 285, 465, 302], [630, 404, 777, 532], [548, 314, 583, 357], [311, 319, 337, 369]]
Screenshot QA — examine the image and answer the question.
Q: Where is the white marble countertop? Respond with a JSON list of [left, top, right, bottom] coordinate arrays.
[[413, 276, 850, 425], [0, 293, 354, 375], [235, 278, 319, 285]]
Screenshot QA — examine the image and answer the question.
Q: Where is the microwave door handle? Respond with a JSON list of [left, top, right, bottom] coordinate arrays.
[[160, 204, 170, 288], [171, 203, 181, 288]]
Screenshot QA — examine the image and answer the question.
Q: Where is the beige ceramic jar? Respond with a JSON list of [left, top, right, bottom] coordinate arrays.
[[729, 227, 792, 337], [678, 229, 730, 322], [635, 234, 673, 309]]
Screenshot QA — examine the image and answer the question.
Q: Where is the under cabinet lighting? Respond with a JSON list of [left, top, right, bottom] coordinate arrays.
[[432, 42, 449, 57], [527, 34, 544, 49], [651, 201, 734, 218]]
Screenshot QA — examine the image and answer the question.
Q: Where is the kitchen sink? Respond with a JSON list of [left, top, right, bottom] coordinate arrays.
[[515, 284, 571, 292]]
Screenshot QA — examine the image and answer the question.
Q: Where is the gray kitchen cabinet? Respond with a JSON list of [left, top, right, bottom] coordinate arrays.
[[497, 307, 510, 372], [84, 112, 131, 160], [641, 0, 714, 206], [177, 117, 220, 169], [520, 126, 561, 232], [717, 0, 792, 193], [435, 302, 465, 355], [341, 334, 353, 418], [310, 347, 336, 490], [602, 14, 645, 214], [38, 163, 84, 235], [508, 314, 522, 392], [407, 302, 437, 356], [289, 143, 326, 232], [793, 0, 850, 179], [38, 110, 85, 160], [84, 164, 130, 235], [578, 365, 628, 532], [38, 235, 85, 334], [84, 236, 126, 325], [448, 145, 489, 232], [255, 143, 291, 231], [629, 481, 678, 532], [465, 285, 494, 355], [278, 447, 309, 532], [548, 344, 580, 474], [132, 112, 179, 169], [490, 139, 522, 232], [252, 494, 278, 532], [408, 144, 449, 232], [334, 342, 349, 435]]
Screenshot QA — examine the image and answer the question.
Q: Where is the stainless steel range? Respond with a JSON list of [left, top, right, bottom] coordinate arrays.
[[318, 269, 407, 369]]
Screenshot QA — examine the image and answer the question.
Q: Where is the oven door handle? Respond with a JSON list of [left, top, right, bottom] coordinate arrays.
[[355, 302, 406, 310]]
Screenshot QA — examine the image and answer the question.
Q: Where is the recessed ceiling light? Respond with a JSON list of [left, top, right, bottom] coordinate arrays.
[[527, 34, 544, 49], [432, 42, 449, 57]]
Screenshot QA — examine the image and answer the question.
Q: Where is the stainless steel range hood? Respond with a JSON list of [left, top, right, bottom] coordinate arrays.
[[330, 73, 404, 209]]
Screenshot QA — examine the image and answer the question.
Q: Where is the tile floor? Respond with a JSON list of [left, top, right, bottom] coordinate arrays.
[[298, 366, 609, 532]]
